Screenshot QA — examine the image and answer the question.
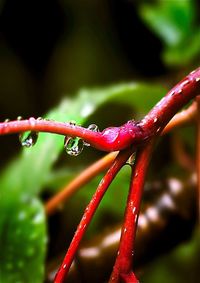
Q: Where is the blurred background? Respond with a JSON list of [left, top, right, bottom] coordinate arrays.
[[1, 1, 200, 282]]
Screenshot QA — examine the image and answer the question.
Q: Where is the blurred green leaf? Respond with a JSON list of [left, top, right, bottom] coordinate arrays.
[[139, 0, 200, 66], [0, 82, 165, 282], [0, 198, 46, 283], [141, 228, 200, 283]]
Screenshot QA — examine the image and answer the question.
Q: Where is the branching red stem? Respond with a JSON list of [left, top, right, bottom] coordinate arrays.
[[54, 148, 133, 283], [109, 140, 155, 283], [45, 102, 197, 215], [1, 67, 200, 283], [1, 67, 200, 152]]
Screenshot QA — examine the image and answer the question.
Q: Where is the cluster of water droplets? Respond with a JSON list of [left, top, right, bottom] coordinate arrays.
[[15, 116, 99, 155], [64, 123, 99, 156]]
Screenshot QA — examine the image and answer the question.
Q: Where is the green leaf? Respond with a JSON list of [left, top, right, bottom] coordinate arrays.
[[0, 198, 46, 283], [0, 82, 165, 282], [139, 0, 200, 66]]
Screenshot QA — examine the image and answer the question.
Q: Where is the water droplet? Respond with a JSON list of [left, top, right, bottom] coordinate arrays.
[[84, 124, 99, 146], [196, 77, 200, 82], [64, 136, 84, 156], [127, 152, 136, 166], [4, 118, 10, 122], [29, 117, 36, 126], [69, 120, 76, 126], [19, 131, 38, 147], [37, 117, 43, 120], [32, 212, 44, 224], [156, 127, 161, 133], [17, 116, 23, 121], [88, 124, 99, 132], [18, 211, 26, 220]]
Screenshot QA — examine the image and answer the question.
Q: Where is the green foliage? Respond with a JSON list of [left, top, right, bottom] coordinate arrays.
[[0, 199, 46, 283], [139, 0, 200, 66], [0, 83, 165, 282]]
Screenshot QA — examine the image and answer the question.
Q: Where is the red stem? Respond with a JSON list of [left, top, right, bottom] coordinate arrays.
[[196, 96, 200, 222], [109, 140, 155, 283], [0, 67, 200, 152], [45, 152, 118, 215], [139, 67, 200, 136], [54, 148, 132, 283]]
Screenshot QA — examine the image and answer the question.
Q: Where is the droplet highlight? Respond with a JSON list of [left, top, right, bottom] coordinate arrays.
[[127, 152, 136, 166], [84, 124, 99, 146], [19, 131, 38, 148], [64, 136, 84, 156]]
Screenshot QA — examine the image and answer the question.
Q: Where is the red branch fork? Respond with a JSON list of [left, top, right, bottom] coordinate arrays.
[[0, 67, 200, 282]]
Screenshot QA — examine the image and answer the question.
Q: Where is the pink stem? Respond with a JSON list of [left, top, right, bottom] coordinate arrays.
[[109, 140, 155, 283], [196, 96, 200, 222], [0, 67, 200, 152], [139, 67, 200, 136], [54, 148, 133, 283]]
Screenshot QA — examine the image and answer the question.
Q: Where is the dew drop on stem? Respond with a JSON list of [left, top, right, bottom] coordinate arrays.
[[84, 124, 99, 146], [127, 152, 136, 166], [19, 131, 38, 147], [64, 136, 84, 156]]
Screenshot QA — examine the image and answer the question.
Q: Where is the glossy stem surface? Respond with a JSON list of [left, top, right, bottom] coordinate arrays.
[[54, 148, 132, 283], [45, 152, 118, 215], [1, 67, 200, 152], [196, 96, 200, 222], [109, 141, 155, 283], [139, 67, 200, 137]]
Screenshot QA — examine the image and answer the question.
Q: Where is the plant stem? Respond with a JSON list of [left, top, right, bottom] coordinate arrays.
[[54, 148, 133, 283], [109, 140, 155, 283], [45, 104, 196, 216], [1, 67, 200, 152], [196, 96, 200, 222], [139, 67, 200, 137], [45, 152, 118, 215], [162, 101, 197, 134]]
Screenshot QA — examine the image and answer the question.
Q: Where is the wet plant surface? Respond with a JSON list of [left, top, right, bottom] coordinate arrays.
[[0, 1, 200, 283]]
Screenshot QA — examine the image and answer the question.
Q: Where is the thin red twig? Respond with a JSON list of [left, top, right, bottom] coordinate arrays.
[[109, 140, 155, 283], [45, 103, 197, 216], [45, 152, 118, 215], [162, 101, 197, 134], [54, 148, 133, 283], [196, 97, 200, 222]]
